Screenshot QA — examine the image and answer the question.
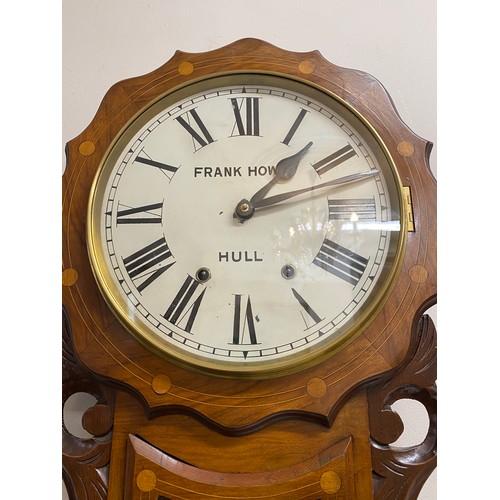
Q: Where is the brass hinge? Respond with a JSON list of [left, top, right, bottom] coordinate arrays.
[[403, 186, 415, 232]]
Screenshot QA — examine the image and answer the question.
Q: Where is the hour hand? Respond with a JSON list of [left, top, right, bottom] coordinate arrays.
[[249, 141, 313, 203], [234, 142, 312, 221]]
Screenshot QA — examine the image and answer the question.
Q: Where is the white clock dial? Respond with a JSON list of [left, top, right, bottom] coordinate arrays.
[[88, 74, 405, 377]]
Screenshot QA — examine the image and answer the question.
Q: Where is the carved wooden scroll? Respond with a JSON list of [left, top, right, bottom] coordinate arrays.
[[369, 309, 437, 499], [62, 307, 115, 499]]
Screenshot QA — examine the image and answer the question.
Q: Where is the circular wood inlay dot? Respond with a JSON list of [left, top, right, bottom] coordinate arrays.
[[79, 140, 95, 157], [298, 60, 315, 74], [178, 61, 194, 75], [62, 268, 78, 286], [307, 377, 327, 399], [136, 469, 157, 492], [320, 470, 342, 494], [152, 374, 172, 394], [397, 140, 415, 157], [409, 265, 428, 284]]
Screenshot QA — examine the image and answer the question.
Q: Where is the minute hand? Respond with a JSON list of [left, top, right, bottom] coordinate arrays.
[[253, 170, 380, 209]]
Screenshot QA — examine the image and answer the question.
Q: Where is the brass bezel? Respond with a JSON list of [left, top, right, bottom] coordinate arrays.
[[87, 71, 408, 379]]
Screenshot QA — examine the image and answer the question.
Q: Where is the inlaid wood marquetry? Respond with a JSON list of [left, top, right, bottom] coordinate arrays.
[[151, 374, 172, 395], [123, 423, 358, 498], [62, 38, 436, 499], [178, 61, 194, 75], [409, 264, 429, 284], [298, 59, 315, 74], [307, 377, 327, 399], [320, 471, 342, 494], [78, 140, 95, 156], [62, 268, 78, 287], [397, 140, 415, 157]]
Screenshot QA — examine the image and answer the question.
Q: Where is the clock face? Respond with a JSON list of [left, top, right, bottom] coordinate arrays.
[[88, 74, 405, 377]]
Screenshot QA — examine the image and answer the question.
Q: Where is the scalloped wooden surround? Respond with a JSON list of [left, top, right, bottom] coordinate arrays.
[[62, 38, 436, 499]]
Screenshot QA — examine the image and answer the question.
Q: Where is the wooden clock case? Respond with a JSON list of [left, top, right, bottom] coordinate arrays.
[[62, 38, 436, 499]]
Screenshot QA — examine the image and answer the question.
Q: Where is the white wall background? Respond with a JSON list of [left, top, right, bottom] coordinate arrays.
[[62, 1, 437, 498]]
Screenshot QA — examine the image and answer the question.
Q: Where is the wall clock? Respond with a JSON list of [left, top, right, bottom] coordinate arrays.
[[63, 38, 436, 499]]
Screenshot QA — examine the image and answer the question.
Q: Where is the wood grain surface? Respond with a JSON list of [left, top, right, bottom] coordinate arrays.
[[62, 38, 436, 499]]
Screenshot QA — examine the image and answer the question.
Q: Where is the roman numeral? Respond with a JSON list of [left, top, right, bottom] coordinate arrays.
[[291, 288, 323, 329], [135, 152, 178, 181], [328, 198, 376, 221], [312, 145, 357, 176], [163, 275, 206, 333], [230, 95, 260, 136], [123, 237, 174, 292], [282, 108, 309, 146], [231, 295, 258, 345], [175, 109, 215, 151], [313, 239, 368, 286], [115, 202, 163, 224]]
